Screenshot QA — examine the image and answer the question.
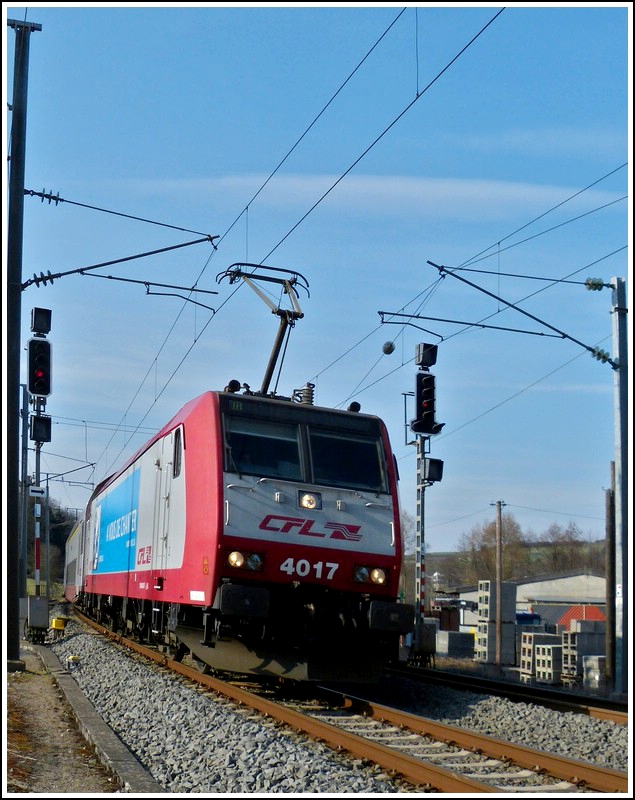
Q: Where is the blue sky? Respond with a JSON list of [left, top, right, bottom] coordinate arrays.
[[4, 3, 631, 554]]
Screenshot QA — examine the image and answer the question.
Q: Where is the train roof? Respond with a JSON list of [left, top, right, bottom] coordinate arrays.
[[85, 389, 385, 502]]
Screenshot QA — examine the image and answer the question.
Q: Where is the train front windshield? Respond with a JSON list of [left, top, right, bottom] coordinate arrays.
[[222, 397, 389, 494]]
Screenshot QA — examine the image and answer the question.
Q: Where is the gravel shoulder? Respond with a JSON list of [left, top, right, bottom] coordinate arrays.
[[5, 645, 122, 794]]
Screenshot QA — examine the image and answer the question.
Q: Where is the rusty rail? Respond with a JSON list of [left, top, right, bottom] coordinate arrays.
[[340, 693, 628, 793], [75, 612, 628, 793]]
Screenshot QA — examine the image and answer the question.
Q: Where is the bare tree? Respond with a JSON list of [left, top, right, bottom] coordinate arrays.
[[401, 509, 416, 555], [25, 497, 76, 581], [533, 521, 595, 574], [457, 514, 530, 584]]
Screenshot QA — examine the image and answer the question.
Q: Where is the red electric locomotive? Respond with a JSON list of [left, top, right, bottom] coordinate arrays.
[[64, 266, 414, 681], [65, 385, 413, 681]]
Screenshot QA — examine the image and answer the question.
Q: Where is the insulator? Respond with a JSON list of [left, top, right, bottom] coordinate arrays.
[[592, 348, 610, 362], [299, 383, 315, 405], [32, 270, 54, 287]]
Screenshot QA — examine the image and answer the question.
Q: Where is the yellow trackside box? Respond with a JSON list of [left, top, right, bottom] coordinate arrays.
[[51, 618, 68, 631]]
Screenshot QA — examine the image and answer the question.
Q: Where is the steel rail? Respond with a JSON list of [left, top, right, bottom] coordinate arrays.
[[386, 665, 628, 726], [338, 692, 628, 794], [77, 613, 627, 793], [76, 615, 497, 792]]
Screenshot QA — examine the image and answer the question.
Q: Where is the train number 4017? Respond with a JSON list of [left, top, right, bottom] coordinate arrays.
[[279, 558, 339, 580]]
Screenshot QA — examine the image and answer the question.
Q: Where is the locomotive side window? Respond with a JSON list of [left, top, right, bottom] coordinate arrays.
[[309, 430, 388, 493], [225, 417, 303, 480], [172, 426, 182, 478]]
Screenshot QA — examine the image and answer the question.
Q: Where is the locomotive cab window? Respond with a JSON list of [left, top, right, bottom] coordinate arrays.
[[309, 430, 388, 493], [221, 396, 391, 494], [225, 417, 303, 480]]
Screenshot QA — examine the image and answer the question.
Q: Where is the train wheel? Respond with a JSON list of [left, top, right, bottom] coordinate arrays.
[[108, 615, 124, 636], [171, 642, 188, 663]]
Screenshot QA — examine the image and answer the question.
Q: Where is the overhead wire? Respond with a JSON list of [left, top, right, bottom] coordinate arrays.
[[334, 182, 624, 532], [419, 341, 612, 445], [447, 246, 627, 340], [425, 506, 499, 529], [297, 25, 627, 406], [21, 8, 621, 537], [457, 163, 627, 269], [12, 8, 505, 440], [426, 501, 605, 529], [344, 172, 626, 402], [429, 260, 620, 368], [76, 6, 507, 478], [144, 12, 622, 532], [505, 504, 604, 522], [389, 215, 623, 527], [332, 276, 447, 409], [262, 8, 506, 263], [23, 189, 212, 237], [453, 251, 626, 286], [379, 171, 627, 384], [99, 6, 502, 475], [375, 165, 628, 362], [213, 7, 409, 252], [40, 6, 623, 512], [303, 271, 447, 409], [386, 239, 622, 529], [453, 194, 626, 271], [95, 7, 411, 476], [54, 416, 157, 435]]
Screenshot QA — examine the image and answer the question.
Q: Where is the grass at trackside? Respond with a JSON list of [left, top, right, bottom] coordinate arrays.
[[25, 579, 65, 601]]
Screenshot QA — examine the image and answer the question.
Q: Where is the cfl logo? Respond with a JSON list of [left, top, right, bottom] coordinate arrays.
[[259, 515, 362, 542]]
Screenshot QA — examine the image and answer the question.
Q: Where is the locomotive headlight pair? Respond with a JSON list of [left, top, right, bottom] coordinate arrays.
[[354, 566, 388, 585], [227, 550, 264, 571], [298, 491, 322, 510]]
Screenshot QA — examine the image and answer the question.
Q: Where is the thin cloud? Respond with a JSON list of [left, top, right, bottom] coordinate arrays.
[[457, 127, 626, 159], [114, 174, 623, 223]]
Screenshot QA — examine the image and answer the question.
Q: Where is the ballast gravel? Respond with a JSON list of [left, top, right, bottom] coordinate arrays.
[[51, 621, 628, 793], [51, 625, 409, 793], [356, 675, 629, 773]]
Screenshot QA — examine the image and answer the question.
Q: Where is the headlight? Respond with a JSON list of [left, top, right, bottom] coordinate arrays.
[[227, 551, 264, 571], [298, 491, 322, 510], [228, 551, 245, 568], [370, 568, 386, 585], [354, 565, 388, 585]]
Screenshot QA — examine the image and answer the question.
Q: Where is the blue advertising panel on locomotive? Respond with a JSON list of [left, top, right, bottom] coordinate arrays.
[[91, 470, 140, 574]]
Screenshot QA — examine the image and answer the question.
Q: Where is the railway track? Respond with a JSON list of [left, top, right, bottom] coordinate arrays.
[[386, 664, 628, 727], [290, 691, 627, 793], [73, 610, 628, 793]]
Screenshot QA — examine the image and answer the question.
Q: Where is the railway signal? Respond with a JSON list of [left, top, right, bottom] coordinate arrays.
[[29, 414, 52, 443], [30, 306, 52, 334], [27, 337, 52, 397], [411, 372, 443, 435]]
